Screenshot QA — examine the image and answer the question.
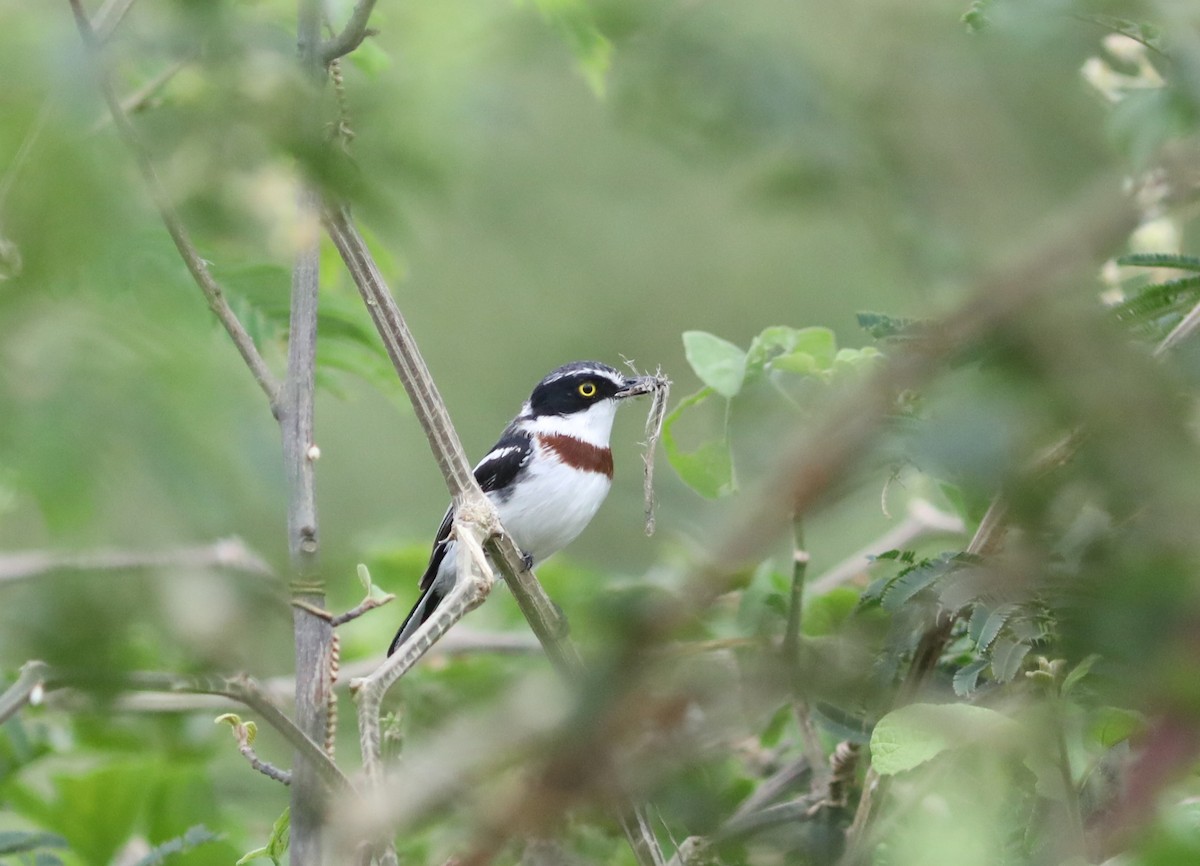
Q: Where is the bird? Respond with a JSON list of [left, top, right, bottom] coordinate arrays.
[[388, 360, 657, 657]]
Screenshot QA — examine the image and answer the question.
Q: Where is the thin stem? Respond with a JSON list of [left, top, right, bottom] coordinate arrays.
[[782, 517, 827, 784], [782, 516, 807, 664], [1054, 701, 1086, 857], [0, 538, 273, 584], [29, 667, 350, 792], [222, 717, 294, 786], [65, 0, 282, 413], [0, 661, 51, 725]]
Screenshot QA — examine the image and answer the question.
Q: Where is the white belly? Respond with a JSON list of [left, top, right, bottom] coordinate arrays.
[[491, 455, 612, 565]]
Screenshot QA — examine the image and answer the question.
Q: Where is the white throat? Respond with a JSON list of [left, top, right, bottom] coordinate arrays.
[[518, 399, 619, 447]]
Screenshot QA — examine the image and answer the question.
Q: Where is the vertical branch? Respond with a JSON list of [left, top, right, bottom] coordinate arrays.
[[288, 2, 331, 861], [284, 189, 329, 865], [782, 516, 807, 663]]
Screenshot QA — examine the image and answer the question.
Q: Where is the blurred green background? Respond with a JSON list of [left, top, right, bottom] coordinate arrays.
[[4, 0, 1199, 863]]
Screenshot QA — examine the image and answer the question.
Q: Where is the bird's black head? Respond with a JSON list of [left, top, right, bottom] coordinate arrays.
[[526, 361, 630, 418]]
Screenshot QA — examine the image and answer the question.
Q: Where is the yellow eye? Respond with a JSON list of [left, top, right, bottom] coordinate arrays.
[[578, 381, 597, 398]]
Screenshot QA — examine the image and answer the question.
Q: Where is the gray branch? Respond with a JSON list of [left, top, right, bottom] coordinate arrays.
[[320, 0, 380, 65], [0, 537, 273, 584]]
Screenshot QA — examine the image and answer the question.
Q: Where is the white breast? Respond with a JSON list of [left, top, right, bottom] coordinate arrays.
[[490, 440, 613, 565]]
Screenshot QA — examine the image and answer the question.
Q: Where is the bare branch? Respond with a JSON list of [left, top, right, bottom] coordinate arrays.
[[66, 0, 282, 412], [292, 592, 397, 627], [19, 666, 350, 792], [320, 0, 380, 65], [0, 537, 273, 584]]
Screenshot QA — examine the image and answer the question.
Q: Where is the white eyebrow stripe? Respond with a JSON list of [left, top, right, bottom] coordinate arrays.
[[542, 367, 623, 385]]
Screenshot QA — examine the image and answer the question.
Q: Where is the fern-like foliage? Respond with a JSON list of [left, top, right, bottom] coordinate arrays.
[[862, 549, 1053, 696], [1104, 251, 1200, 342]]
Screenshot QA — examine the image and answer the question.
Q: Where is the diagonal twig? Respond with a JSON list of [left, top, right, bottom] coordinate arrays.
[[218, 713, 293, 786], [66, 0, 282, 413], [321, 203, 665, 866], [0, 660, 51, 725], [0, 537, 273, 584]]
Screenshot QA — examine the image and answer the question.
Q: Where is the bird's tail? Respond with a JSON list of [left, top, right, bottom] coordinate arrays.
[[387, 583, 446, 657]]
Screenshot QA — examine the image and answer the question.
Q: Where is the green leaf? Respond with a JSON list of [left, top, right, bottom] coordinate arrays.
[[528, 0, 612, 97], [347, 38, 393, 76], [235, 847, 271, 866], [790, 327, 837, 367], [682, 331, 747, 398], [803, 587, 861, 637], [952, 658, 991, 697], [5, 764, 152, 866], [760, 703, 792, 748], [880, 552, 962, 611], [1116, 253, 1200, 271], [989, 637, 1032, 682], [237, 808, 289, 866], [746, 325, 837, 376], [856, 311, 925, 341], [0, 832, 67, 856], [871, 703, 1021, 775], [1110, 274, 1200, 335], [967, 603, 1018, 652], [1089, 706, 1142, 748], [832, 346, 883, 374], [961, 1, 991, 33], [356, 563, 374, 593], [745, 325, 800, 372], [769, 351, 821, 375], [662, 388, 735, 498], [131, 826, 221, 866], [1061, 653, 1101, 697]]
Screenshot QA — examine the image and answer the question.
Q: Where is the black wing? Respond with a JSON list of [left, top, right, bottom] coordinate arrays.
[[415, 431, 533, 590]]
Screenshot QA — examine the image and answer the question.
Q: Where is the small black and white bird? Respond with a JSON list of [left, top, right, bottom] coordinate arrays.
[[388, 361, 657, 656]]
